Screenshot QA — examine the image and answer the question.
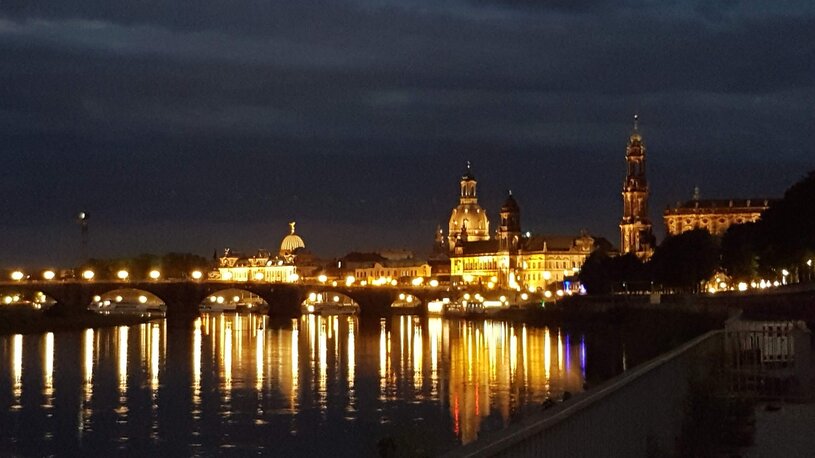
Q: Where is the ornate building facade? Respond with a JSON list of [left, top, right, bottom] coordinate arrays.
[[664, 197, 772, 236], [448, 163, 490, 250], [448, 189, 597, 292], [619, 115, 654, 259], [213, 222, 305, 282]]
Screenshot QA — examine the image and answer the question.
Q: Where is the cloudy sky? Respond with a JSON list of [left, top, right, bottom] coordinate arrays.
[[1, 0, 813, 266]]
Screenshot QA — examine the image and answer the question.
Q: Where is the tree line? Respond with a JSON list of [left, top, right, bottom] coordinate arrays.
[[580, 170, 815, 295]]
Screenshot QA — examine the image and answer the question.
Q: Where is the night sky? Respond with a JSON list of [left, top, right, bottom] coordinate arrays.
[[1, 1, 813, 267]]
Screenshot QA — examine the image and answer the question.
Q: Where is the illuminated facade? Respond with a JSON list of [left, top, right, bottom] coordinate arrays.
[[619, 115, 654, 259], [213, 222, 304, 282], [450, 193, 596, 291], [354, 261, 432, 284], [664, 198, 771, 236], [448, 163, 490, 250]]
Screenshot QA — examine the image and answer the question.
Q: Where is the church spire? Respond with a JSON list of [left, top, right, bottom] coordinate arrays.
[[620, 115, 653, 259]]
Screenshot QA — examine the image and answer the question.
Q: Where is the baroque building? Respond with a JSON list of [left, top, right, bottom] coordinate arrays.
[[448, 163, 490, 250], [664, 194, 772, 236], [213, 222, 305, 282], [619, 115, 654, 259], [447, 187, 597, 292]]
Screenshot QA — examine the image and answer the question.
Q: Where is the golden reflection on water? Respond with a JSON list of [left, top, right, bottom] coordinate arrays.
[[12, 334, 22, 407], [2, 313, 590, 449], [43, 332, 54, 402]]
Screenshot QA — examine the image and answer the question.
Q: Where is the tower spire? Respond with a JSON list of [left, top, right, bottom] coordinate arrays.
[[619, 115, 653, 259]]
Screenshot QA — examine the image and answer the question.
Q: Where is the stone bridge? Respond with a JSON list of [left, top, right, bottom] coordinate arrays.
[[0, 281, 446, 317]]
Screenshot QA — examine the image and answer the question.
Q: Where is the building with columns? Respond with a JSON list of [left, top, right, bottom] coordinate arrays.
[[619, 115, 655, 259]]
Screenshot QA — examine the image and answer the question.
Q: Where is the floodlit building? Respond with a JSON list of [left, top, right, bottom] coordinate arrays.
[[213, 222, 305, 282], [448, 162, 491, 250], [446, 182, 598, 291], [664, 195, 772, 236], [619, 115, 655, 259]]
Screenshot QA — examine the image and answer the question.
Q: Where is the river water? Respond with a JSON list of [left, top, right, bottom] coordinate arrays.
[[0, 312, 677, 456]]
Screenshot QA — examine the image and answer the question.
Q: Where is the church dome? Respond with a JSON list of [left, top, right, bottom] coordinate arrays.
[[448, 163, 490, 248], [501, 193, 519, 212], [280, 222, 305, 255]]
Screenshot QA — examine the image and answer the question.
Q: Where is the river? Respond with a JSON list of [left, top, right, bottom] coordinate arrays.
[[0, 311, 701, 456]]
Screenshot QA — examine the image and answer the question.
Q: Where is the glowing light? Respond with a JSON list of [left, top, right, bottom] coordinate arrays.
[[288, 273, 300, 282], [254, 272, 264, 281], [411, 277, 424, 286], [737, 282, 748, 292], [462, 274, 474, 283], [117, 270, 129, 280], [10, 271, 24, 281], [521, 293, 529, 301], [808, 259, 813, 267], [556, 290, 564, 297], [216, 296, 225, 304], [528, 286, 536, 293], [332, 295, 340, 303], [84, 329, 94, 384], [118, 326, 128, 391], [782, 269, 790, 276], [429, 279, 439, 287], [115, 295, 123, 302], [307, 304, 315, 313], [487, 282, 495, 289], [42, 270, 55, 281], [150, 324, 159, 389], [222, 271, 233, 281], [318, 274, 328, 283], [149, 270, 160, 280], [233, 295, 240, 302], [191, 270, 203, 280], [390, 279, 397, 286], [544, 291, 552, 298], [138, 295, 148, 304], [44, 332, 54, 392], [209, 296, 217, 303], [543, 271, 551, 280], [427, 301, 444, 314], [463, 293, 471, 300], [308, 292, 317, 302], [82, 270, 94, 280], [406, 296, 413, 303], [399, 293, 406, 300], [345, 275, 355, 286]]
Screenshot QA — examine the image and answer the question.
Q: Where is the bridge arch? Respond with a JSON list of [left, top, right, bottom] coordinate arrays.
[[201, 288, 269, 312]]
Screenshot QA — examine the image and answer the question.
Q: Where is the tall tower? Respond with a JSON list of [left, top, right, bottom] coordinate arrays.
[[619, 115, 654, 259], [448, 162, 490, 250], [497, 192, 522, 287]]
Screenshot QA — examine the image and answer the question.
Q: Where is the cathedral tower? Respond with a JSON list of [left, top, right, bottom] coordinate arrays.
[[619, 115, 654, 259]]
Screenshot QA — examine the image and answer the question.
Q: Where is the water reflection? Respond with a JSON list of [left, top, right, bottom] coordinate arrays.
[[0, 313, 599, 455]]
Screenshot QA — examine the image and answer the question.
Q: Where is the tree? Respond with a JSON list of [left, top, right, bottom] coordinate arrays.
[[721, 222, 759, 282], [579, 250, 612, 295], [755, 170, 815, 281], [650, 229, 720, 293]]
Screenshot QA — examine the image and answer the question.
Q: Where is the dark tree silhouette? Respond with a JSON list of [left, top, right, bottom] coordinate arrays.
[[650, 229, 720, 293]]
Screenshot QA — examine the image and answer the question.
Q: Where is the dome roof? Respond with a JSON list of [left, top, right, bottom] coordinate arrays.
[[280, 222, 305, 254], [501, 193, 519, 212]]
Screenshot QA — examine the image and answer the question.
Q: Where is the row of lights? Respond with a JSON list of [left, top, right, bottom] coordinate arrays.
[[9, 269, 206, 281]]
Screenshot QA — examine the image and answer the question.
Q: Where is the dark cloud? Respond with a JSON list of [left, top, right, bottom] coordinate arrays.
[[0, 1, 813, 265]]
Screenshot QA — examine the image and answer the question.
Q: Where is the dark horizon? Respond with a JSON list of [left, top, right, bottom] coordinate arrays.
[[2, 1, 813, 267]]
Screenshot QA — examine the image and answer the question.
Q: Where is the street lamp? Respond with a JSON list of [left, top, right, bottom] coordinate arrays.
[[42, 270, 56, 281], [191, 270, 203, 280], [10, 271, 24, 281], [117, 270, 129, 280], [149, 270, 160, 280], [82, 270, 95, 280]]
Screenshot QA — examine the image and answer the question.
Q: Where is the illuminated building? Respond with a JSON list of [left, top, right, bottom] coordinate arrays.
[[213, 222, 304, 282], [354, 261, 432, 285], [664, 195, 772, 236], [448, 162, 490, 250], [619, 115, 654, 259], [449, 192, 597, 291]]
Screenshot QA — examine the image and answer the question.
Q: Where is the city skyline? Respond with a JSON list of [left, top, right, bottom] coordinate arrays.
[[1, 1, 813, 265]]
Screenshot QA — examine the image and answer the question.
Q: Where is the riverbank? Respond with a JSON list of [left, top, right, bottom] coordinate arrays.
[[0, 307, 159, 335]]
